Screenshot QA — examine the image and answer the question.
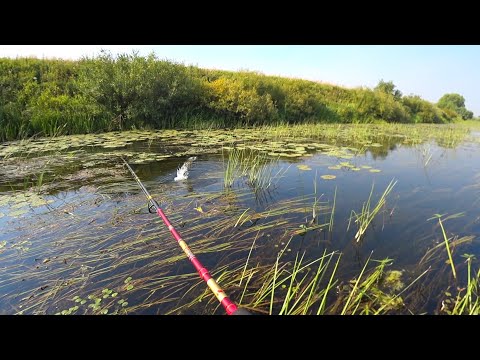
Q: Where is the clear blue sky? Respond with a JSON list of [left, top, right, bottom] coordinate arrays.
[[1, 45, 479, 116]]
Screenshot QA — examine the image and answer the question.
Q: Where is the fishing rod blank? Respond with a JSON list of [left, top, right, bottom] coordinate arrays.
[[121, 158, 250, 315]]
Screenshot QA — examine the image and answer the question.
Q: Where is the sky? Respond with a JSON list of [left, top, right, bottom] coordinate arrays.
[[1, 45, 479, 116]]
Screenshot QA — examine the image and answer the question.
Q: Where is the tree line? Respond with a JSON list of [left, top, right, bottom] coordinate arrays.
[[0, 51, 475, 141]]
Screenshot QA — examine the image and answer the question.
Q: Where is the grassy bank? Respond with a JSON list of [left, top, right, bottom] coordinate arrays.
[[1, 52, 475, 142]]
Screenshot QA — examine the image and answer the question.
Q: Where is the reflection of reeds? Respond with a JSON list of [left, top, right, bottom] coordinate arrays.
[[348, 179, 397, 242]]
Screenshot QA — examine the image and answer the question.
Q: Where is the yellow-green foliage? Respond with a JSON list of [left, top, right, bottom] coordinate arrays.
[[402, 95, 450, 124], [206, 77, 277, 124], [0, 52, 466, 141], [382, 270, 405, 292]]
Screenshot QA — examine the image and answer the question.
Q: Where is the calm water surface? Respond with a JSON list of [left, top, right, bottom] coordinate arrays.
[[1, 130, 479, 314]]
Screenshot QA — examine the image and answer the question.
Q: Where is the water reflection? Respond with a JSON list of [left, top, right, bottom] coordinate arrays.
[[1, 129, 480, 314]]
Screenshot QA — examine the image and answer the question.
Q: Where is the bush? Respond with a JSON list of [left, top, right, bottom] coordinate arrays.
[[0, 53, 462, 140]]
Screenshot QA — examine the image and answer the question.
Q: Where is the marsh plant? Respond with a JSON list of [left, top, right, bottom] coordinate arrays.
[[177, 245, 429, 315], [348, 179, 397, 242], [222, 147, 282, 191], [446, 254, 480, 314]]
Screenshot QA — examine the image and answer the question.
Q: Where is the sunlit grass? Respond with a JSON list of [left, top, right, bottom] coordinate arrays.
[[347, 179, 397, 242], [447, 254, 480, 315]]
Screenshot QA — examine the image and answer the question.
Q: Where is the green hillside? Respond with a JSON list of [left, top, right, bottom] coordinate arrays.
[[0, 52, 473, 141]]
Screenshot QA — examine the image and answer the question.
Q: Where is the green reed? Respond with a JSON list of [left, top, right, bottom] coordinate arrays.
[[449, 254, 480, 314], [348, 179, 397, 242], [222, 147, 282, 192]]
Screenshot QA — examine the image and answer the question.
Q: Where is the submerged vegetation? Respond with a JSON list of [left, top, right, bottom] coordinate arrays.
[[0, 52, 477, 142], [1, 122, 480, 315]]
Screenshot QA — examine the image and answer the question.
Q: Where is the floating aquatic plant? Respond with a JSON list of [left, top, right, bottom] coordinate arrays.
[[297, 165, 312, 171], [321, 175, 336, 180]]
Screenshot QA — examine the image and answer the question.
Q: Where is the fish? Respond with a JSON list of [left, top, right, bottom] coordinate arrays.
[[174, 157, 197, 181]]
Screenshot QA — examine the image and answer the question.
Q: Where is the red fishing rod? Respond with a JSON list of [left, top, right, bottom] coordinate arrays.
[[121, 158, 250, 315]]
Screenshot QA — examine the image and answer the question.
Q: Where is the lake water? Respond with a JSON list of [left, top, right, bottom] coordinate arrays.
[[1, 127, 479, 314]]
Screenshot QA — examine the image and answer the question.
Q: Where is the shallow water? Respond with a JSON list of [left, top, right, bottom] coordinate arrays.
[[1, 127, 479, 314]]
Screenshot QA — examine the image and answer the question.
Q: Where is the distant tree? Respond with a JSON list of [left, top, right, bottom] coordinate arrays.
[[459, 108, 474, 120], [374, 80, 402, 100], [437, 93, 465, 109], [437, 93, 473, 120]]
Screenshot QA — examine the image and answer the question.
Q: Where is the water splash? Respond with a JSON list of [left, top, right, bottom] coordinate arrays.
[[174, 157, 197, 181]]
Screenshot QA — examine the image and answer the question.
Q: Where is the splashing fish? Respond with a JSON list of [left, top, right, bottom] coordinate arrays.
[[174, 157, 197, 181]]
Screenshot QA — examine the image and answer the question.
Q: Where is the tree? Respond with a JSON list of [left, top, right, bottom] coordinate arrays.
[[374, 79, 402, 100], [437, 93, 465, 109], [459, 108, 474, 120], [437, 93, 473, 120]]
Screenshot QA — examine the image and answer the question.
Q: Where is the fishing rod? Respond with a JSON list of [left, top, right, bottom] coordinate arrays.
[[121, 157, 250, 315]]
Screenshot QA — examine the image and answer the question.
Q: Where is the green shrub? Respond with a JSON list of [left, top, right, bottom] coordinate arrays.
[[0, 52, 467, 140]]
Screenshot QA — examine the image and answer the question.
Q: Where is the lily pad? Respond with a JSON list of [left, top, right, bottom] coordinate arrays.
[[297, 165, 312, 171], [321, 175, 336, 180], [11, 202, 28, 210], [10, 208, 29, 217]]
